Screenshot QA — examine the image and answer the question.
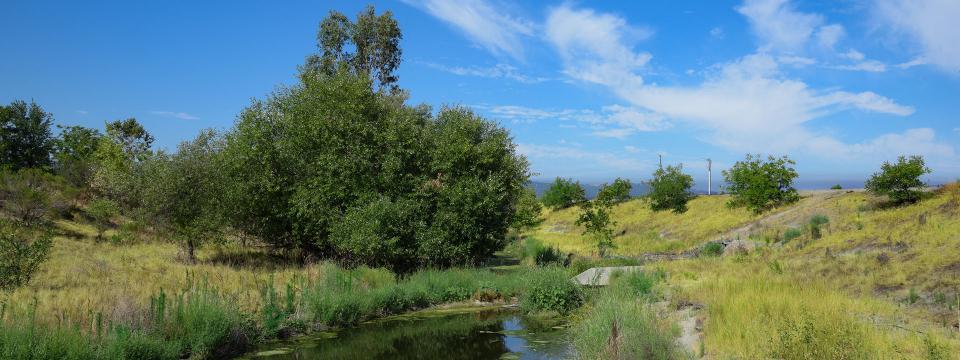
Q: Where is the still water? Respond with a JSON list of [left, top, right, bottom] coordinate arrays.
[[242, 308, 572, 359]]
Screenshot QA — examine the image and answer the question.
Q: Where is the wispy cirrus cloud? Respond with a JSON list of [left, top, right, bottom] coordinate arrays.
[[476, 103, 668, 137], [151, 111, 199, 120], [423, 62, 549, 83], [874, 0, 960, 74], [404, 0, 534, 60]]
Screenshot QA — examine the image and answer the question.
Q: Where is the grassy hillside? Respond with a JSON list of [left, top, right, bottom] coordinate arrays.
[[534, 185, 960, 358]]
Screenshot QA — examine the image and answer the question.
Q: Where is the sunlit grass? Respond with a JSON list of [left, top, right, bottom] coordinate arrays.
[[528, 195, 762, 255]]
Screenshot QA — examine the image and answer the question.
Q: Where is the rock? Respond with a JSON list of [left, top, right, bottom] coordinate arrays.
[[722, 239, 759, 256]]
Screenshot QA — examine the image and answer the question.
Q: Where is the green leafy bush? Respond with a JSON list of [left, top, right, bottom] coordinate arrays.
[[865, 155, 931, 204], [0, 221, 53, 290], [520, 267, 583, 314], [782, 228, 803, 243], [723, 154, 799, 213], [576, 200, 616, 257], [541, 177, 586, 210], [647, 165, 694, 213], [0, 100, 54, 170], [87, 198, 120, 241], [511, 186, 542, 230], [520, 237, 564, 266], [702, 242, 724, 257], [597, 177, 632, 204], [830, 184, 842, 190]]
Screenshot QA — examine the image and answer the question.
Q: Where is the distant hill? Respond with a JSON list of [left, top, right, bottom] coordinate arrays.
[[529, 181, 649, 199]]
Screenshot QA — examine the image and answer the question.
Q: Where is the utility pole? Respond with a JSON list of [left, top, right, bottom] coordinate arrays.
[[706, 158, 712, 195], [658, 153, 662, 169]]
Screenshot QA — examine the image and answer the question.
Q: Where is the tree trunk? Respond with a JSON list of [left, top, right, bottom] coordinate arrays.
[[187, 241, 196, 264]]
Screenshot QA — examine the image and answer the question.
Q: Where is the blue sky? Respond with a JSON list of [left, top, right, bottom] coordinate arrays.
[[2, 0, 959, 188]]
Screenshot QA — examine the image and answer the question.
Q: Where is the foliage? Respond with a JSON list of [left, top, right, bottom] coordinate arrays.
[[596, 177, 632, 204], [306, 5, 402, 93], [0, 100, 54, 170], [140, 130, 226, 263], [52, 125, 102, 188], [511, 186, 542, 230], [572, 274, 677, 360], [520, 237, 564, 266], [105, 118, 154, 162], [541, 177, 586, 210], [0, 220, 53, 290], [647, 164, 695, 213], [520, 267, 583, 314], [865, 155, 931, 204], [576, 200, 616, 257], [723, 154, 799, 213], [87, 198, 120, 241], [830, 184, 842, 190], [782, 228, 802, 243], [221, 70, 528, 271], [701, 242, 724, 257], [0, 168, 73, 225]]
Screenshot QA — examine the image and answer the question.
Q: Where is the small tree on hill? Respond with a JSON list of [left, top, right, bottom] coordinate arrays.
[[648, 164, 695, 213], [87, 198, 119, 241], [511, 186, 542, 230], [576, 199, 616, 257], [541, 177, 586, 210], [865, 155, 931, 205], [597, 177, 632, 204], [0, 220, 53, 290], [723, 154, 799, 213]]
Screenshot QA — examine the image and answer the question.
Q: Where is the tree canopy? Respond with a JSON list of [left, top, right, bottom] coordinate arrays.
[[723, 154, 799, 213], [0, 100, 53, 170], [647, 164, 694, 213], [541, 177, 586, 210], [597, 177, 632, 204], [865, 155, 931, 204], [306, 5, 402, 93]]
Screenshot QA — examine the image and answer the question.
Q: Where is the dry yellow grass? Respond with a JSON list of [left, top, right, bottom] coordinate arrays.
[[2, 221, 323, 329], [529, 195, 774, 255]]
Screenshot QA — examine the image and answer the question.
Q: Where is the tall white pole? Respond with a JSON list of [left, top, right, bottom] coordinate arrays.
[[707, 158, 712, 195]]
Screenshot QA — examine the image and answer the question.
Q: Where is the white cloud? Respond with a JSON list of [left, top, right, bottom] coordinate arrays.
[[406, 0, 534, 59], [778, 55, 816, 67], [75, 110, 89, 115], [807, 128, 955, 161], [539, 4, 926, 160], [875, 0, 960, 73], [831, 60, 888, 72], [476, 104, 667, 135], [423, 62, 548, 84], [151, 111, 199, 120], [710, 27, 725, 39], [815, 24, 845, 49], [545, 4, 652, 88], [737, 0, 831, 52], [624, 145, 643, 153], [841, 49, 865, 61]]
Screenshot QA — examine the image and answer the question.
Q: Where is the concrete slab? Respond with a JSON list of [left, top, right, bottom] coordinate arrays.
[[571, 266, 644, 286]]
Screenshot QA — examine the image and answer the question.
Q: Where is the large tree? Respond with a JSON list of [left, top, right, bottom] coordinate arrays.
[[53, 125, 102, 188], [105, 118, 154, 161], [305, 5, 402, 93], [647, 165, 694, 213], [0, 100, 54, 170], [221, 70, 528, 272]]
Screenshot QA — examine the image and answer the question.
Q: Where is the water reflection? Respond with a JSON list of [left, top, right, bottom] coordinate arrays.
[[244, 309, 571, 359]]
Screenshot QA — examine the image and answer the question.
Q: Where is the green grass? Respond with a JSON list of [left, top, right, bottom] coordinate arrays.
[[572, 270, 681, 359]]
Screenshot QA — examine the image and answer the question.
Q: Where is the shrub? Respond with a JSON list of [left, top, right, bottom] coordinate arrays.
[[809, 215, 828, 240], [0, 168, 74, 225], [647, 164, 694, 213], [597, 177, 632, 204], [511, 186, 542, 230], [520, 237, 563, 266], [520, 267, 583, 314], [0, 221, 53, 290], [865, 155, 931, 204], [772, 311, 869, 360], [702, 242, 724, 257], [723, 154, 799, 213], [782, 228, 802, 243], [576, 200, 616, 257], [87, 198, 120, 241], [830, 184, 842, 190], [541, 177, 586, 210], [0, 100, 54, 170]]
